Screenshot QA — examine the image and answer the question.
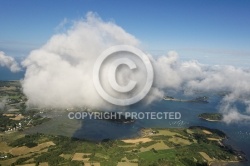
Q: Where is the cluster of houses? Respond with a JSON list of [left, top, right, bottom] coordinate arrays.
[[5, 122, 22, 133]]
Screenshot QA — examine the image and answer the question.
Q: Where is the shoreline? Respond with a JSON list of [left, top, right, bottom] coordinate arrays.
[[136, 127, 247, 164], [163, 97, 209, 103], [163, 98, 187, 102], [1, 125, 247, 165], [199, 117, 221, 122]]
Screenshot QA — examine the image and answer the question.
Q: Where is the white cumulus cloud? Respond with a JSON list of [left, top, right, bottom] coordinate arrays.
[[22, 12, 139, 109], [21, 12, 250, 124], [0, 51, 21, 72]]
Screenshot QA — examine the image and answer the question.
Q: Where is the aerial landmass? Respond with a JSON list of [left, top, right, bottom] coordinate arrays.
[[0, 81, 247, 166], [163, 96, 209, 103], [198, 113, 223, 122]]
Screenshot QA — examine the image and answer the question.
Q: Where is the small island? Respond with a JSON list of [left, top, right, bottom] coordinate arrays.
[[163, 95, 209, 103], [199, 113, 223, 122]]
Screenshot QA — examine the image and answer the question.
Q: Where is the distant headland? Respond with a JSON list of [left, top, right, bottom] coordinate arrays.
[[163, 95, 209, 103], [198, 113, 223, 122]]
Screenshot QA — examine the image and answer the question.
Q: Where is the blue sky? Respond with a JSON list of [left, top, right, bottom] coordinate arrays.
[[0, 0, 250, 66]]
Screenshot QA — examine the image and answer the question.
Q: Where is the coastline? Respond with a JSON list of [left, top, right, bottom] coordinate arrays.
[[138, 126, 247, 164], [199, 117, 221, 122], [163, 96, 209, 103], [1, 119, 247, 165]]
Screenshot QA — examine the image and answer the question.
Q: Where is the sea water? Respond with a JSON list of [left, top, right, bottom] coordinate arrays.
[[24, 95, 250, 165]]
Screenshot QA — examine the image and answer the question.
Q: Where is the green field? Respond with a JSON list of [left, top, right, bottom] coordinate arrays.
[[0, 127, 244, 166]]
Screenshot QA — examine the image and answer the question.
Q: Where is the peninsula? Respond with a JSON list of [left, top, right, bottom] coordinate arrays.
[[199, 113, 223, 122], [163, 95, 209, 103]]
